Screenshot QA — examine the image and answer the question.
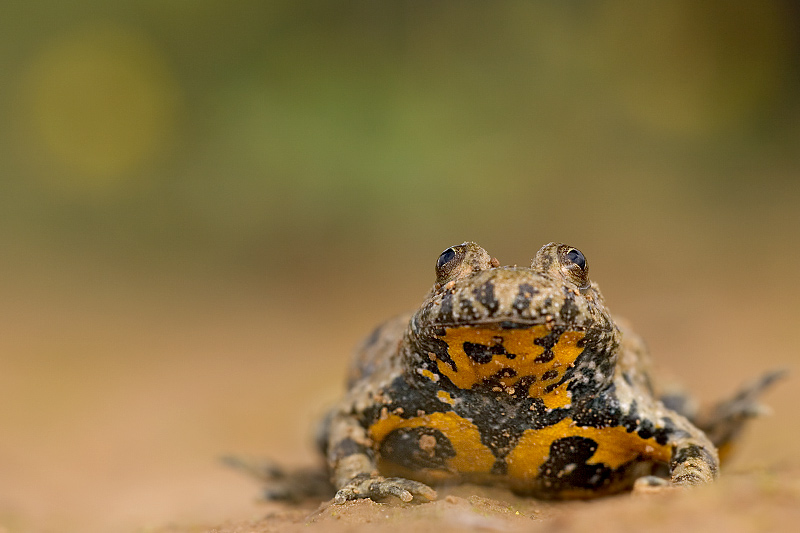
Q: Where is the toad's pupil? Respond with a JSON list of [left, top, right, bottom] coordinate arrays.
[[437, 248, 456, 270], [566, 249, 586, 270]]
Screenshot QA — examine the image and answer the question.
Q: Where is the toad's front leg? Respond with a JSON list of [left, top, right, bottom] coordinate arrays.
[[326, 412, 437, 504], [635, 423, 719, 491], [669, 439, 718, 486]]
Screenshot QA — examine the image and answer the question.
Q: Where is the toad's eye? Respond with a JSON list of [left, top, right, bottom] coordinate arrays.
[[566, 248, 586, 271], [434, 242, 492, 287], [436, 247, 457, 271], [560, 246, 590, 289]]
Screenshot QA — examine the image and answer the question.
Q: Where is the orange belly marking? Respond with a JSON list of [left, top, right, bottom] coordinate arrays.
[[435, 325, 585, 409], [369, 411, 496, 480], [506, 418, 672, 485]]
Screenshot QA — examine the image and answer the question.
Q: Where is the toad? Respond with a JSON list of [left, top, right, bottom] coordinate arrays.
[[318, 242, 782, 502]]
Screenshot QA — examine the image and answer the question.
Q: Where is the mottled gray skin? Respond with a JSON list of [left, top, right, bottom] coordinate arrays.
[[313, 242, 778, 504]]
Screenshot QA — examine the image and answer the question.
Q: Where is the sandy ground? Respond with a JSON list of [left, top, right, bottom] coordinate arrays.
[[1, 251, 797, 533], [178, 469, 800, 533]]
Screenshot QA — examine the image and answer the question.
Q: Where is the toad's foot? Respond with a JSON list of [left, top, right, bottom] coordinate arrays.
[[333, 474, 437, 504]]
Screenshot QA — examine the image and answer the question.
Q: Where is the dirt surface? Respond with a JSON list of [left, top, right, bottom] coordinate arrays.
[[170, 468, 800, 533], [1, 251, 797, 533]]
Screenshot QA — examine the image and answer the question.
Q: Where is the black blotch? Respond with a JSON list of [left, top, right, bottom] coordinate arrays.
[[533, 328, 563, 364], [459, 298, 480, 320], [534, 330, 561, 348], [621, 400, 641, 433], [637, 421, 654, 441], [559, 293, 580, 324], [438, 290, 454, 323], [478, 368, 519, 391], [364, 375, 452, 425], [570, 386, 627, 429], [572, 391, 674, 449], [379, 427, 456, 471], [618, 400, 679, 446], [417, 336, 456, 372], [538, 436, 614, 491], [513, 283, 536, 313], [463, 341, 509, 364], [541, 369, 559, 381], [473, 282, 499, 315], [563, 323, 615, 397], [533, 328, 564, 363], [482, 368, 517, 382], [544, 382, 563, 393], [515, 374, 537, 387]]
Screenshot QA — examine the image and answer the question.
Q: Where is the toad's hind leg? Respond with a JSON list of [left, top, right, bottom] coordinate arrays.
[[325, 412, 437, 504], [657, 369, 785, 462], [693, 369, 786, 460], [639, 370, 784, 490]]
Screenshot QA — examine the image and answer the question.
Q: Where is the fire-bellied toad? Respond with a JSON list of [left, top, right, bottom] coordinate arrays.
[[318, 242, 782, 503]]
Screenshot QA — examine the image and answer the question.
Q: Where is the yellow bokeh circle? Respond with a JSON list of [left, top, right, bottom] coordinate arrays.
[[23, 23, 179, 193]]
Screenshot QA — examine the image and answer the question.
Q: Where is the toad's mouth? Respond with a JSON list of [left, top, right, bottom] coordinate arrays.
[[429, 323, 585, 405], [425, 316, 561, 328]]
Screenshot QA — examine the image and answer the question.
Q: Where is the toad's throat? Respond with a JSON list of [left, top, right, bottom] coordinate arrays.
[[434, 325, 585, 403]]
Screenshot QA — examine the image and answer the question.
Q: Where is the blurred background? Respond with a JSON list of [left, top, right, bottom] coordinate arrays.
[[1, 2, 798, 532]]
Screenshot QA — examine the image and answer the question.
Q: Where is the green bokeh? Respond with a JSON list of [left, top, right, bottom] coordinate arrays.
[[2, 1, 798, 277]]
